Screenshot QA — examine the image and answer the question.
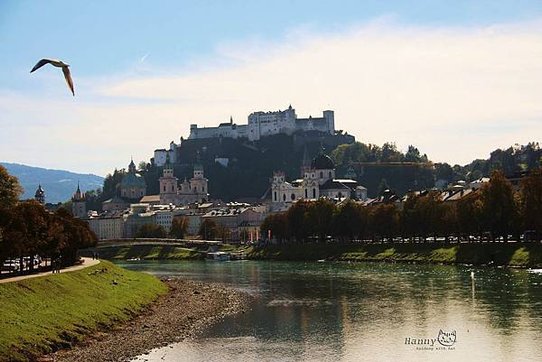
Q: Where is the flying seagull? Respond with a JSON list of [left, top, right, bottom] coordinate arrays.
[[30, 58, 75, 96]]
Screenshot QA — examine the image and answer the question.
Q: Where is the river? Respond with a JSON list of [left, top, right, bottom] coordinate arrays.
[[118, 260, 542, 362]]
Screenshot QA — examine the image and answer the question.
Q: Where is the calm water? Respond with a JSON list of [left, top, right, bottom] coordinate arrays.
[[118, 260, 542, 362]]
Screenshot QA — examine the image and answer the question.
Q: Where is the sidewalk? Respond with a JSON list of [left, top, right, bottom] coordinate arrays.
[[0, 257, 100, 284]]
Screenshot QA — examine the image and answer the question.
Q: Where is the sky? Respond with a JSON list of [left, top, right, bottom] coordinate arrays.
[[1, 0, 542, 176]]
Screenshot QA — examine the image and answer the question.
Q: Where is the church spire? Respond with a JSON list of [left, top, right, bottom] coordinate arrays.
[[34, 184, 45, 204], [128, 157, 136, 174]]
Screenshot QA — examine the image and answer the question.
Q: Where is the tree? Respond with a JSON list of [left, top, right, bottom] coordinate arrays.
[[54, 207, 97, 265], [135, 224, 167, 238], [305, 199, 335, 242], [260, 213, 288, 242], [368, 203, 399, 242], [434, 163, 454, 184], [170, 216, 189, 239], [0, 165, 22, 208], [286, 200, 310, 242], [1, 201, 50, 271], [199, 218, 219, 240], [333, 200, 367, 241], [520, 169, 542, 240], [480, 170, 519, 241], [102, 169, 126, 200], [413, 191, 444, 241], [456, 191, 483, 241]]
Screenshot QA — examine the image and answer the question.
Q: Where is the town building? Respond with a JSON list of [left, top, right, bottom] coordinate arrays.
[[270, 152, 367, 210], [102, 196, 130, 212], [188, 105, 335, 141], [124, 204, 155, 238], [201, 203, 268, 242], [87, 211, 125, 240]]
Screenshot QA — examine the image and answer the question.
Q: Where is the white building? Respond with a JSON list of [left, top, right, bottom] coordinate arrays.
[[188, 105, 335, 142], [87, 212, 125, 240], [153, 141, 177, 167], [271, 153, 367, 209]]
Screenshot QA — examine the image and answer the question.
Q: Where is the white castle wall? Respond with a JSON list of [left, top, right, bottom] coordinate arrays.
[[154, 141, 177, 167], [188, 106, 334, 141]]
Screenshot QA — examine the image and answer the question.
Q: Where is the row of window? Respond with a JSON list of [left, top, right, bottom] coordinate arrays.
[[273, 189, 345, 202], [273, 188, 318, 202], [162, 185, 206, 193]]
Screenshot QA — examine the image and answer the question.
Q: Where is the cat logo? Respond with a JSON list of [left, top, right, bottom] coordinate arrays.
[[437, 329, 457, 347]]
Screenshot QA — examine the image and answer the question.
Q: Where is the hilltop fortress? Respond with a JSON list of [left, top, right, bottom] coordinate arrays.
[[188, 105, 335, 141]]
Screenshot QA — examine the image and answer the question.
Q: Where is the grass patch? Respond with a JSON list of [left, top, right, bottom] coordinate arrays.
[[0, 260, 167, 361], [248, 242, 542, 267], [91, 245, 203, 261]]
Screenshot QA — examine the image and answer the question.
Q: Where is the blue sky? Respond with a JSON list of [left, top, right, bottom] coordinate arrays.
[[1, 1, 542, 176]]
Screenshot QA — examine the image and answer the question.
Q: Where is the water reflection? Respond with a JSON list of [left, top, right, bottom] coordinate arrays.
[[120, 261, 542, 362]]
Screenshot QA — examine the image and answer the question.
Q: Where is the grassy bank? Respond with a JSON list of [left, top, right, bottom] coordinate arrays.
[[86, 244, 204, 261], [246, 242, 542, 268], [0, 260, 167, 361]]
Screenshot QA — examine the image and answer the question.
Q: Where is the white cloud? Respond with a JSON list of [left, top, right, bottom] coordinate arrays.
[[1, 19, 542, 175]]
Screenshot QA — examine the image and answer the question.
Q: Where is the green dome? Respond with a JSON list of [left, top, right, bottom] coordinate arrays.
[[120, 172, 146, 188]]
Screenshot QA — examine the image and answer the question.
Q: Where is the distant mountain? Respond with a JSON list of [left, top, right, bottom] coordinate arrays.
[[1, 162, 104, 204]]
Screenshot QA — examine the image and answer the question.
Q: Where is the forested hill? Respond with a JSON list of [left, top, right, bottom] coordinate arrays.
[[142, 132, 356, 201], [331, 142, 541, 197], [134, 137, 542, 202]]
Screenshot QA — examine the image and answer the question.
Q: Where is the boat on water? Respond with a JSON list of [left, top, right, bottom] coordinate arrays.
[[206, 251, 231, 261]]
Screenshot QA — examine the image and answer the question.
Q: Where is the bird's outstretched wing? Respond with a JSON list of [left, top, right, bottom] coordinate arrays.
[[30, 59, 53, 73], [62, 66, 75, 96]]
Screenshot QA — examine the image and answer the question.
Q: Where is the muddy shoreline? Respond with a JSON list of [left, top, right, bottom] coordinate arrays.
[[49, 278, 251, 362]]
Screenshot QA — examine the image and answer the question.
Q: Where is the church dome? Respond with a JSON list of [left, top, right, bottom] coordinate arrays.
[[120, 172, 146, 188], [311, 153, 335, 170]]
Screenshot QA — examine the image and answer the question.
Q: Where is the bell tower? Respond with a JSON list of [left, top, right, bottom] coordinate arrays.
[[159, 154, 178, 204], [71, 183, 87, 218]]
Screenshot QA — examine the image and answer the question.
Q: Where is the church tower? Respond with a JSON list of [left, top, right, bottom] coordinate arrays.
[[189, 163, 208, 203], [34, 184, 45, 205], [71, 183, 87, 218], [159, 154, 178, 204]]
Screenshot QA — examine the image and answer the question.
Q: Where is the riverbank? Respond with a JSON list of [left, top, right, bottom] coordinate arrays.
[[84, 242, 205, 260], [50, 278, 250, 362], [89, 241, 542, 268], [246, 242, 542, 268], [0, 260, 167, 361]]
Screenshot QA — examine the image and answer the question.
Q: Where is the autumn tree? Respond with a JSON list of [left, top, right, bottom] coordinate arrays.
[[520, 169, 542, 240], [199, 218, 219, 240], [260, 212, 288, 242], [333, 200, 367, 241], [367, 204, 399, 242], [0, 165, 22, 208], [456, 191, 484, 241], [480, 170, 519, 241], [305, 199, 335, 242], [286, 200, 310, 242], [170, 216, 189, 239]]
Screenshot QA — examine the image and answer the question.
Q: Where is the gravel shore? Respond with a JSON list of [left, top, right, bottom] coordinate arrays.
[[49, 278, 250, 362]]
